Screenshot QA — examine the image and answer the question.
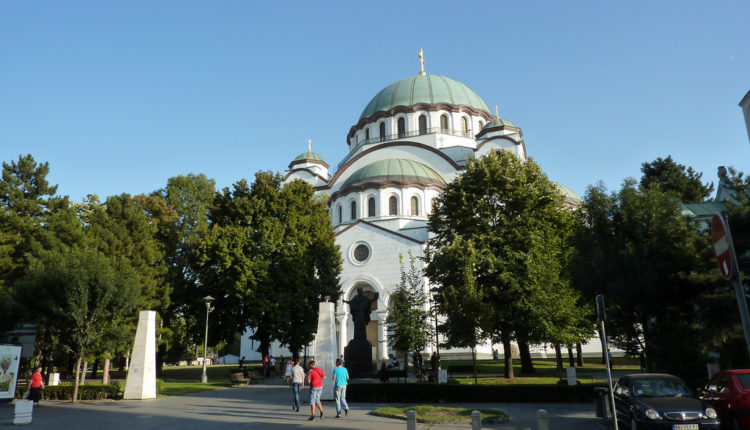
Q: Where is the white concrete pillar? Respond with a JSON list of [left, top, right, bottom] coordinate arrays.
[[377, 313, 388, 360], [314, 302, 337, 401], [336, 312, 349, 357], [124, 310, 157, 400]]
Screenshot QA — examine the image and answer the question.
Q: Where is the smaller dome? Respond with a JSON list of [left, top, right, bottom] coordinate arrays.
[[293, 151, 325, 162], [342, 159, 446, 189], [483, 118, 517, 129], [553, 182, 582, 204]]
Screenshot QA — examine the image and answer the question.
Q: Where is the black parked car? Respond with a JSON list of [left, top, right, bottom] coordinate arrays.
[[613, 373, 720, 429]]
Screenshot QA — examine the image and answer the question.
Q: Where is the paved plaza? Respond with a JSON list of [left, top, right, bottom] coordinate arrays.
[[0, 377, 605, 429]]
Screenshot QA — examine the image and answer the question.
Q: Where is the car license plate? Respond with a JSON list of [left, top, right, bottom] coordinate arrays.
[[672, 425, 699, 430]]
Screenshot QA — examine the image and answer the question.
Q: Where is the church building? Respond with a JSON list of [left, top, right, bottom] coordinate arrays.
[[275, 52, 584, 362]]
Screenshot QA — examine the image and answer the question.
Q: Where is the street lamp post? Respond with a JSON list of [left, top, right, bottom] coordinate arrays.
[[201, 295, 215, 383], [429, 287, 440, 370]]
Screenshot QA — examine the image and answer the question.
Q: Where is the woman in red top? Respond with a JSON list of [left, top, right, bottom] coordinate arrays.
[[28, 366, 45, 405]]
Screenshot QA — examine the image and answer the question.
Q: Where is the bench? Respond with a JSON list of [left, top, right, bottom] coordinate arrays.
[[230, 371, 250, 386], [379, 369, 408, 383]]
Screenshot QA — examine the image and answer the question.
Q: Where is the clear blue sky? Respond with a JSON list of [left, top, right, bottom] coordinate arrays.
[[2, 1, 749, 202]]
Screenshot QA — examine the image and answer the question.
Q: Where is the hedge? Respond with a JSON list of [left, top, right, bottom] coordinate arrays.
[[346, 382, 603, 403], [14, 382, 122, 401]]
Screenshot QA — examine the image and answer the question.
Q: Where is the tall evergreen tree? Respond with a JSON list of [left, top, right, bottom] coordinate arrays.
[[640, 156, 713, 203], [385, 252, 433, 377]]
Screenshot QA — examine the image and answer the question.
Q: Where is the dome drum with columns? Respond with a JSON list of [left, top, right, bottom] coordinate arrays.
[[280, 52, 585, 362]]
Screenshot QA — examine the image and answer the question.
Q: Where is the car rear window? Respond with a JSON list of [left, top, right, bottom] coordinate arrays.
[[736, 374, 750, 389]]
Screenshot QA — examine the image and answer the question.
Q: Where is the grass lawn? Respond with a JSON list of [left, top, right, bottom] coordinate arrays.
[[161, 364, 247, 381], [372, 405, 508, 424]]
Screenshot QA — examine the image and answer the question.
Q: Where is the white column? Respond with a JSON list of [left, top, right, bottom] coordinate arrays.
[[336, 312, 349, 356], [377, 311, 389, 360], [124, 310, 157, 400], [314, 302, 337, 401]]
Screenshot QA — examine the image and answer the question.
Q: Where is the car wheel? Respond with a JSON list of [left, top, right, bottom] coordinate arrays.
[[630, 416, 639, 430]]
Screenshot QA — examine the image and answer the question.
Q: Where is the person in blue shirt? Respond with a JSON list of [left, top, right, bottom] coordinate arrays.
[[331, 358, 350, 418]]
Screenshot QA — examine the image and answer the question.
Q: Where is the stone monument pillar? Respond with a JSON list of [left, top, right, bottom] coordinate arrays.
[[313, 301, 337, 400], [124, 310, 157, 400], [343, 288, 379, 377]]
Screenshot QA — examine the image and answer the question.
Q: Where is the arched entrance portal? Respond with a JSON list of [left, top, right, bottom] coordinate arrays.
[[345, 282, 380, 365]]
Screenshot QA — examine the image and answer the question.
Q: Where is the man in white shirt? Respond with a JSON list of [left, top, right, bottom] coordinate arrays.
[[290, 360, 305, 412]]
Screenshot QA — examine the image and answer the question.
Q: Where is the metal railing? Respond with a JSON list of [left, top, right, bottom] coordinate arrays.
[[337, 128, 474, 170]]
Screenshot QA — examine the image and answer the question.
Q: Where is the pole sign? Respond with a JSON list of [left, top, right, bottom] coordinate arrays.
[[596, 295, 606, 322], [711, 214, 733, 280]]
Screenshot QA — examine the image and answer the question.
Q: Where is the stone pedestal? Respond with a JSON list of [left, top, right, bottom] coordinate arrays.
[[313, 302, 337, 400], [13, 400, 33, 424], [124, 310, 157, 400], [344, 338, 373, 378]]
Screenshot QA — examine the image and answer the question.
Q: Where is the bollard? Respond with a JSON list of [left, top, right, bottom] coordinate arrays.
[[407, 409, 417, 430], [471, 410, 481, 430], [537, 409, 549, 430]]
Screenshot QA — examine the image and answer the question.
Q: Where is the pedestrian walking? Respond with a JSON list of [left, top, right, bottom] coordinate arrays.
[[28, 366, 45, 406], [284, 359, 294, 384], [306, 360, 325, 421], [332, 358, 349, 418], [239, 356, 245, 369], [416, 352, 423, 377], [263, 355, 270, 377], [291, 359, 305, 412]]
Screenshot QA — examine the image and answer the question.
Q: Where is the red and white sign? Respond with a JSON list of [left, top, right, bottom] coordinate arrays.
[[712, 214, 733, 280]]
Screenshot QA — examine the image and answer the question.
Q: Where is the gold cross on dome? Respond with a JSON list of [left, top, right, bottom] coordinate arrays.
[[418, 48, 425, 75], [495, 105, 499, 119], [308, 139, 312, 152]]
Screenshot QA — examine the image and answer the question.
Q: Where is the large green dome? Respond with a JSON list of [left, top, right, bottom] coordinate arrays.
[[342, 159, 446, 189], [359, 74, 491, 121]]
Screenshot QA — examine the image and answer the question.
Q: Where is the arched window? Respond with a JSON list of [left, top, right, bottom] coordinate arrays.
[[350, 201, 357, 220], [397, 118, 405, 138], [389, 196, 398, 216], [379, 122, 385, 142], [365, 128, 370, 142], [368, 197, 375, 217], [478, 120, 484, 129], [462, 117, 469, 135], [337, 205, 342, 224], [411, 196, 419, 216], [440, 114, 449, 132], [418, 115, 427, 135]]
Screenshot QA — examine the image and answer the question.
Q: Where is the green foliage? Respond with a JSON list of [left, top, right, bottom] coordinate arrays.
[[572, 178, 718, 381], [194, 172, 341, 357], [372, 405, 508, 424], [16, 382, 122, 400], [15, 248, 140, 362], [385, 253, 433, 360], [426, 151, 585, 377], [640, 156, 713, 203], [0, 155, 81, 331]]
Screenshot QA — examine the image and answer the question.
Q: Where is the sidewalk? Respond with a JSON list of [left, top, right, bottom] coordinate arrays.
[[0, 377, 604, 429]]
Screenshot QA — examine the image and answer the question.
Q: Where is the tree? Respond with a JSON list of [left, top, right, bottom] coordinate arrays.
[[572, 179, 717, 381], [0, 155, 69, 329], [428, 237, 487, 381], [15, 248, 139, 402], [385, 252, 433, 378], [640, 156, 713, 203], [194, 172, 341, 358], [82, 193, 171, 379], [156, 174, 215, 367], [426, 150, 581, 378]]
